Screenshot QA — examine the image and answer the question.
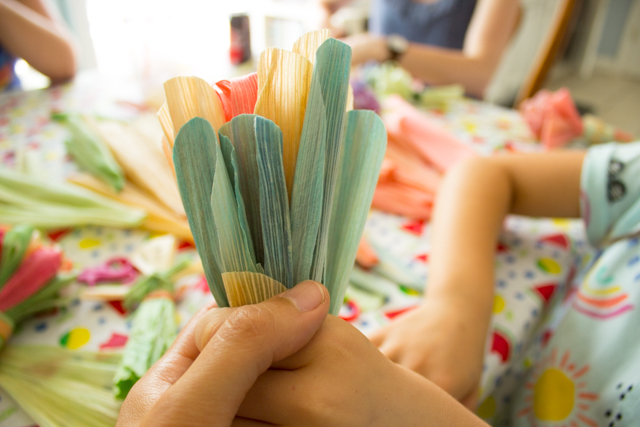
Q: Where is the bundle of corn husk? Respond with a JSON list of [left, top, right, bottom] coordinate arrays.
[[159, 30, 387, 314]]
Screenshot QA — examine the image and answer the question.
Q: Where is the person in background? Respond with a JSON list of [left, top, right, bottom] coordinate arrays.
[[320, 0, 519, 98], [0, 0, 77, 90]]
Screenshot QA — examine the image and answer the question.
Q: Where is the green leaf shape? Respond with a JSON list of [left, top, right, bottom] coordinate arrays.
[[211, 137, 257, 274], [0, 169, 145, 229], [219, 115, 265, 265], [113, 297, 177, 399], [290, 77, 326, 284], [173, 117, 228, 307], [123, 258, 190, 309], [309, 38, 352, 282], [255, 116, 293, 288], [219, 134, 257, 264], [325, 110, 387, 314], [53, 113, 125, 192], [0, 225, 34, 290]]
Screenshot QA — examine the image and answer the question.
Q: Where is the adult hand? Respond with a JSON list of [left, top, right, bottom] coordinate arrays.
[[116, 280, 329, 427], [369, 296, 486, 409], [342, 32, 388, 66]]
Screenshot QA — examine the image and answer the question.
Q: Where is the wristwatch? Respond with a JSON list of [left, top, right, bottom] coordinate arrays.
[[386, 34, 409, 62]]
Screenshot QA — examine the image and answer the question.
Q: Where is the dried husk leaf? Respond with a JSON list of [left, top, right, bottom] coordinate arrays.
[[69, 173, 192, 241], [255, 48, 313, 198], [222, 271, 287, 307], [84, 114, 184, 215], [164, 76, 226, 141]]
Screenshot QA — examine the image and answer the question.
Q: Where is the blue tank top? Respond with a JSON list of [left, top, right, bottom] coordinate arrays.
[[369, 0, 477, 50]]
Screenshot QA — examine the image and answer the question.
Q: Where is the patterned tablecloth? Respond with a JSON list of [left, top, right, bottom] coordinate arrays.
[[0, 78, 593, 426]]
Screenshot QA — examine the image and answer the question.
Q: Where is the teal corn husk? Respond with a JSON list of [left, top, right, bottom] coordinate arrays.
[[52, 113, 125, 192], [0, 225, 34, 289], [0, 168, 145, 229], [170, 33, 387, 314], [113, 258, 188, 399], [0, 345, 122, 427]]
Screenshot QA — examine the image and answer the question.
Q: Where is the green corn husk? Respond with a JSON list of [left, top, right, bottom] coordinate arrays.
[[52, 113, 125, 192], [0, 225, 34, 289], [169, 33, 387, 314], [0, 168, 145, 229], [0, 345, 122, 427], [113, 256, 189, 399], [113, 297, 177, 399]]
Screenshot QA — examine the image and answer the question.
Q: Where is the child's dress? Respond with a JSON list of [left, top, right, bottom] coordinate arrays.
[[493, 142, 640, 426]]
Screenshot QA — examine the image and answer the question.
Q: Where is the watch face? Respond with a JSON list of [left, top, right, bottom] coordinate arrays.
[[387, 34, 409, 54]]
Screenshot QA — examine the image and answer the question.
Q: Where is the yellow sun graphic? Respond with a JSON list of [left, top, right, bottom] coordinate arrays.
[[518, 349, 598, 426]]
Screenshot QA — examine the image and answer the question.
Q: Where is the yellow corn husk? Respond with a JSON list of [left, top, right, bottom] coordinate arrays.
[[222, 271, 287, 307], [68, 173, 192, 241], [254, 48, 313, 198], [292, 29, 330, 64], [164, 76, 227, 144], [0, 169, 145, 229], [0, 345, 122, 427], [84, 114, 184, 216]]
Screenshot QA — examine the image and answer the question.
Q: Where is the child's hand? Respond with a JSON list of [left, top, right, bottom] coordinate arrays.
[[236, 314, 487, 426], [369, 296, 488, 409]]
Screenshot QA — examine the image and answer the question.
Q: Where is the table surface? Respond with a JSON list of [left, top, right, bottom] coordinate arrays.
[[0, 75, 591, 426]]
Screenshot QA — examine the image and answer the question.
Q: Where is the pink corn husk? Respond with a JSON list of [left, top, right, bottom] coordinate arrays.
[[372, 182, 433, 219], [213, 79, 233, 122], [0, 246, 62, 312], [520, 88, 583, 149], [356, 237, 379, 268], [213, 72, 259, 124], [383, 95, 476, 172]]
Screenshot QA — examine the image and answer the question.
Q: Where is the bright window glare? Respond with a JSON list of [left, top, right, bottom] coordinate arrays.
[[85, 0, 248, 87]]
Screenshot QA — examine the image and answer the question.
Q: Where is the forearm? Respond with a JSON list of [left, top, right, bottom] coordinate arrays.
[[398, 45, 496, 98], [0, 0, 76, 82], [425, 151, 585, 329], [375, 362, 489, 426], [426, 157, 512, 333]]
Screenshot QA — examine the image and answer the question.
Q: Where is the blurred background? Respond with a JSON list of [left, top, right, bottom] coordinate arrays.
[[15, 0, 640, 135]]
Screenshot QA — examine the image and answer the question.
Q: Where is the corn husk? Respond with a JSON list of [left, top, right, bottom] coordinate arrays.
[[113, 236, 187, 399], [69, 173, 192, 241], [113, 295, 176, 399], [0, 168, 145, 229], [84, 115, 185, 216], [164, 31, 387, 314], [0, 345, 121, 427], [0, 225, 34, 288], [52, 113, 125, 192]]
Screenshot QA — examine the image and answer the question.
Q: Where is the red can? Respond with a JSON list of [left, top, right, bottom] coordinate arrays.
[[230, 13, 251, 65]]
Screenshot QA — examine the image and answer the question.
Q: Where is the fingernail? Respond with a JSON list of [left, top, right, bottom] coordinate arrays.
[[280, 281, 326, 312]]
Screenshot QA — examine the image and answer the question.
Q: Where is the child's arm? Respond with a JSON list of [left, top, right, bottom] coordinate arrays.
[[0, 0, 77, 82], [370, 151, 585, 408]]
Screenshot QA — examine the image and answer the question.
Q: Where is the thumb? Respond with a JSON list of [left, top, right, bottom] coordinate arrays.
[[141, 280, 329, 427]]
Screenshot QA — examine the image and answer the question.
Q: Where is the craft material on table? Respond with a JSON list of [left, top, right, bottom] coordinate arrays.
[[520, 88, 635, 149], [0, 225, 122, 427]]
